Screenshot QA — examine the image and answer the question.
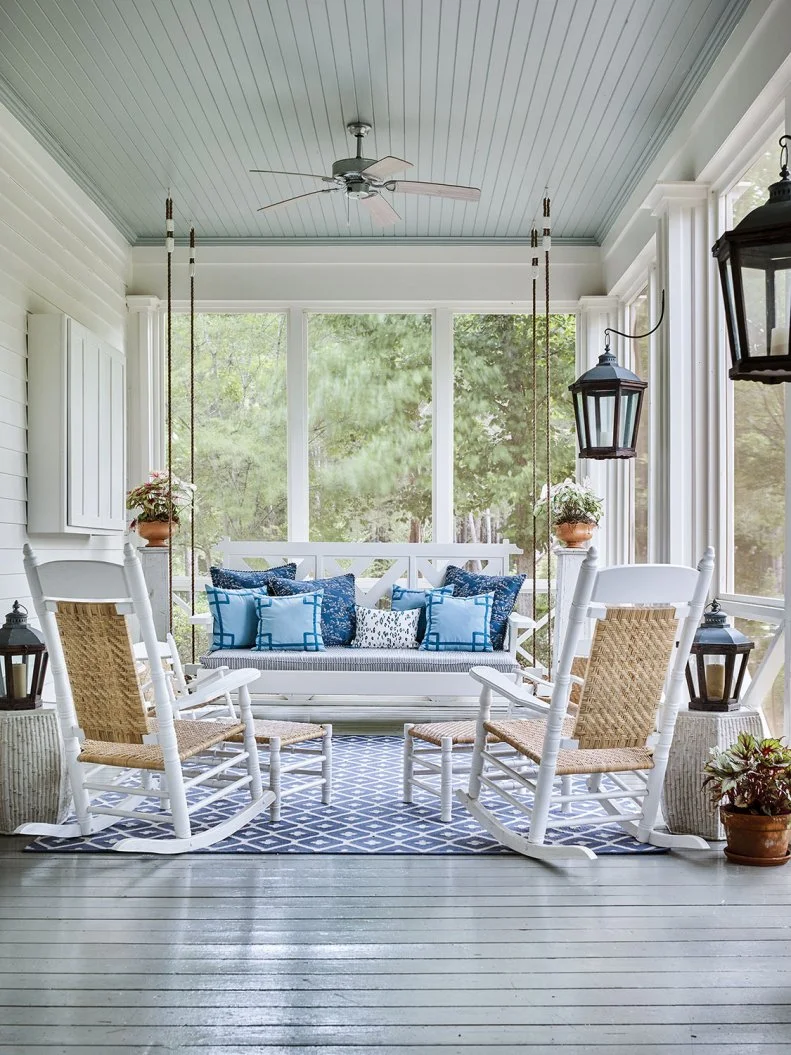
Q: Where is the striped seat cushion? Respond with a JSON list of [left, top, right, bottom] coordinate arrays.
[[201, 647, 520, 675]]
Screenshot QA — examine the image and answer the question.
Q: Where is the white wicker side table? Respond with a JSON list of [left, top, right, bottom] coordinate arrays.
[[0, 707, 69, 834], [663, 708, 765, 841]]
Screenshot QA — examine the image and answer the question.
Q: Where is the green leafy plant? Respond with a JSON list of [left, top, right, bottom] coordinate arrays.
[[126, 472, 195, 526], [702, 732, 791, 816], [533, 477, 604, 526]]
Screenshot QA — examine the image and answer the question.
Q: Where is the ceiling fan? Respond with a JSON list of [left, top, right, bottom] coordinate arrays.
[[250, 122, 481, 226]]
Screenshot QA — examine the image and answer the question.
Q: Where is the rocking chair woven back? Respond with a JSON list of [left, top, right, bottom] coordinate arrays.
[[54, 601, 149, 744], [571, 607, 678, 750]]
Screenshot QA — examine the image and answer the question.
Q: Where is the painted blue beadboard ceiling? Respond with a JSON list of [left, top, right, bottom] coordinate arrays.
[[0, 0, 748, 244]]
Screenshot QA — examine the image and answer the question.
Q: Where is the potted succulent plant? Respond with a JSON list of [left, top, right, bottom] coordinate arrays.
[[702, 732, 791, 866], [126, 472, 195, 548], [534, 477, 604, 549]]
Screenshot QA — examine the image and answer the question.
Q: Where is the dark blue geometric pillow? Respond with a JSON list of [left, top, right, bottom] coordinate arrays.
[[268, 573, 356, 647], [442, 565, 526, 651], [209, 563, 297, 590]]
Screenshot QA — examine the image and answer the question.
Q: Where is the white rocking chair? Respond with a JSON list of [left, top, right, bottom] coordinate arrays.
[[18, 542, 273, 853], [458, 545, 715, 861]]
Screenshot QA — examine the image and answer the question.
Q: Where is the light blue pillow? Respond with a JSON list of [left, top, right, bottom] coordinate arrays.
[[253, 591, 325, 652], [205, 586, 266, 651], [420, 591, 495, 652], [391, 584, 453, 642]]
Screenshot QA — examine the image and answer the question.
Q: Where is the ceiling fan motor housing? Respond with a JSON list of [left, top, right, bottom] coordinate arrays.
[[332, 156, 378, 197]]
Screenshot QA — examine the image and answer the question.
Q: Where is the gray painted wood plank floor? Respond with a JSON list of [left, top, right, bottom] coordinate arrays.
[[0, 841, 789, 1053]]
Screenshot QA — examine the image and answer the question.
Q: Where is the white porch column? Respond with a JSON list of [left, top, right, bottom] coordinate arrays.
[[126, 295, 164, 488], [646, 182, 714, 568], [576, 296, 629, 568]]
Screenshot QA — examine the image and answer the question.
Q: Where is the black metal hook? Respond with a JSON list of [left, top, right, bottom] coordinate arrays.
[[604, 289, 666, 353], [779, 135, 791, 179]]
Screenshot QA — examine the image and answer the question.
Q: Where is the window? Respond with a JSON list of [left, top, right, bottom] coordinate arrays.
[[727, 140, 785, 598], [453, 313, 577, 574], [630, 289, 650, 562], [171, 312, 288, 569], [307, 314, 433, 542]]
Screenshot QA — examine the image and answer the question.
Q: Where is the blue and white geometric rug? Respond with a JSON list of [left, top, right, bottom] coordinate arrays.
[[25, 734, 665, 855]]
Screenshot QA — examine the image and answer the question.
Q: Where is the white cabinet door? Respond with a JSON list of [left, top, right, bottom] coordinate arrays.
[[66, 320, 125, 532]]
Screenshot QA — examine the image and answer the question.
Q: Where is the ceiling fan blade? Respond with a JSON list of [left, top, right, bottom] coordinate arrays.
[[387, 180, 481, 202], [360, 156, 413, 180], [250, 169, 331, 181], [359, 193, 401, 226], [257, 189, 336, 213]]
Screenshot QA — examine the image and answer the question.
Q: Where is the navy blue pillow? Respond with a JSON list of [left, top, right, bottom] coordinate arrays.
[[268, 573, 356, 647], [210, 563, 297, 590], [442, 565, 526, 651]]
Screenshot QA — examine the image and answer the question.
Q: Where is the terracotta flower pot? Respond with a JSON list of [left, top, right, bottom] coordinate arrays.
[[135, 520, 177, 548], [721, 807, 791, 866], [553, 521, 596, 549]]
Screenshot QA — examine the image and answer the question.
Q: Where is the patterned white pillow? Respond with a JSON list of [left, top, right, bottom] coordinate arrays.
[[351, 605, 420, 649]]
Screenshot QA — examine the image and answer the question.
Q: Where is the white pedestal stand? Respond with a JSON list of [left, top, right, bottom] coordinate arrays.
[[663, 708, 765, 840]]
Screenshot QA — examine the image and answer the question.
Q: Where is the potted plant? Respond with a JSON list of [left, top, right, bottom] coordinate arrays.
[[126, 472, 195, 548], [702, 732, 791, 866], [534, 477, 604, 549]]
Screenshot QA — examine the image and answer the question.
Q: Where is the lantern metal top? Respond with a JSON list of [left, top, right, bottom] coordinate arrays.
[[723, 135, 791, 239], [691, 600, 753, 652], [569, 349, 646, 391], [0, 601, 46, 651]]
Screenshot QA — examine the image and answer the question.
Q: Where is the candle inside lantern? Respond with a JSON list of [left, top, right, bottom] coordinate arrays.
[[705, 663, 726, 700], [770, 326, 789, 355], [11, 662, 27, 699]]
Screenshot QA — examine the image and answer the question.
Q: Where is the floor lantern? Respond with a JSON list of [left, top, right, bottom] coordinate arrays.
[[570, 291, 663, 459], [0, 602, 47, 710], [712, 134, 791, 383], [685, 601, 754, 713]]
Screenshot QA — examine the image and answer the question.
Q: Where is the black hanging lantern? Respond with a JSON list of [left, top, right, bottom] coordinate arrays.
[[712, 135, 791, 383], [685, 601, 754, 713], [569, 291, 663, 460], [0, 602, 48, 711]]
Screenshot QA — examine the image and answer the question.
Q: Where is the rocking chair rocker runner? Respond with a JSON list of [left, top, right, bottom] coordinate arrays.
[[459, 546, 715, 861], [18, 543, 273, 853]]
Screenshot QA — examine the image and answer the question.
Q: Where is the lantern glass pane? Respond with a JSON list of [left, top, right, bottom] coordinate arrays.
[[722, 257, 742, 361], [738, 247, 791, 359], [574, 390, 588, 447], [619, 390, 639, 449], [591, 391, 616, 447]]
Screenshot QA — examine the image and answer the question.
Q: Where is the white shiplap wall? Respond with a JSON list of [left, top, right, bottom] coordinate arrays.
[[0, 99, 130, 618]]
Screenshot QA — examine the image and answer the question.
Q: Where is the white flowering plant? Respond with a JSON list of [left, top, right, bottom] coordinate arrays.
[[533, 477, 604, 526]]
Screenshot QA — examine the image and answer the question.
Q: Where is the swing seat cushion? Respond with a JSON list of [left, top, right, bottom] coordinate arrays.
[[201, 646, 520, 675]]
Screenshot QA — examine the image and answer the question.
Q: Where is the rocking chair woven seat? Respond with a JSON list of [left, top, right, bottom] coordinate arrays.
[[78, 718, 245, 770], [226, 719, 325, 747], [483, 716, 655, 775]]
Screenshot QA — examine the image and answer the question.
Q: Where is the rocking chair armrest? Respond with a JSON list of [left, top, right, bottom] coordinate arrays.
[[186, 667, 260, 707], [469, 666, 551, 716], [187, 666, 230, 696]]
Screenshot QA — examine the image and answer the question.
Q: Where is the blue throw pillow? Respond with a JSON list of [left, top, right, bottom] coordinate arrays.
[[253, 592, 325, 652], [268, 573, 356, 647], [420, 591, 495, 652], [209, 563, 297, 590], [205, 585, 267, 651], [442, 565, 526, 651], [391, 584, 453, 642]]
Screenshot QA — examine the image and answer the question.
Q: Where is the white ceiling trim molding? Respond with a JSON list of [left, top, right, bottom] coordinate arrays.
[[0, 75, 135, 246]]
